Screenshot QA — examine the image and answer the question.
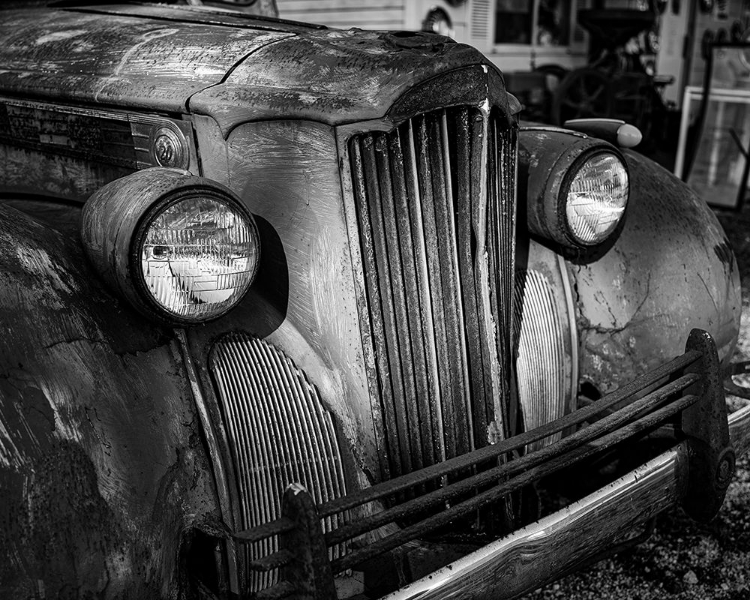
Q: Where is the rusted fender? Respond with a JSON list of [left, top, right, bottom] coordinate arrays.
[[569, 151, 741, 396], [0, 203, 219, 598]]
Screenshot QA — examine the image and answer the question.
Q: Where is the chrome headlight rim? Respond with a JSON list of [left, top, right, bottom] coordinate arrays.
[[129, 183, 260, 326], [557, 147, 630, 249]]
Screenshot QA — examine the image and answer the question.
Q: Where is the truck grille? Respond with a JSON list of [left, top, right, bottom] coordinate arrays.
[[514, 268, 570, 451], [209, 333, 349, 591], [349, 106, 517, 477]]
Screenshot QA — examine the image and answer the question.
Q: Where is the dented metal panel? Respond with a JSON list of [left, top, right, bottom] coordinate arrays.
[[570, 151, 742, 396]]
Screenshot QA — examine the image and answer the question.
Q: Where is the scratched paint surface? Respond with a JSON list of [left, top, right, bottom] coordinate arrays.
[[570, 151, 742, 396], [191, 29, 493, 133], [0, 7, 294, 112], [0, 203, 220, 597], [183, 118, 379, 480]]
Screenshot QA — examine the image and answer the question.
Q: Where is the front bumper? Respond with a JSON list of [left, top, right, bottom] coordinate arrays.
[[235, 329, 748, 600], [386, 404, 750, 600]]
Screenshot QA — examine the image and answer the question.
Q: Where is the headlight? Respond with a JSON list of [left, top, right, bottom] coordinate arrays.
[[520, 129, 630, 249], [565, 153, 629, 246], [82, 168, 260, 324]]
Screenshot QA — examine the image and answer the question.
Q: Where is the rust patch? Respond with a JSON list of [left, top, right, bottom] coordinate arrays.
[[1, 441, 127, 599]]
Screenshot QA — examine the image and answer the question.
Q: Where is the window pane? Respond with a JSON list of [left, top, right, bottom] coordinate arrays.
[[495, 0, 532, 44], [537, 0, 572, 46]]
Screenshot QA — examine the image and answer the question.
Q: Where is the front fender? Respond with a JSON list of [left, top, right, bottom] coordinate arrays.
[[569, 151, 741, 396], [0, 203, 219, 598]]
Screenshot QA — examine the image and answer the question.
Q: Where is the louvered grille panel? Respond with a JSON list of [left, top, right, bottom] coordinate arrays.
[[209, 333, 349, 591], [514, 269, 568, 451], [350, 107, 517, 478]]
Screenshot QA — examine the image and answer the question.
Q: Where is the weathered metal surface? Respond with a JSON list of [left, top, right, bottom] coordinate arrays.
[[0, 7, 295, 112], [190, 31, 508, 134], [235, 348, 702, 543], [348, 107, 516, 478], [570, 151, 742, 397], [382, 448, 688, 600], [236, 337, 718, 600], [0, 4, 745, 599], [183, 115, 391, 510], [0, 98, 196, 172], [681, 329, 735, 522], [0, 6, 515, 136], [0, 202, 220, 597], [275, 484, 337, 600], [513, 245, 577, 451], [0, 141, 134, 201], [385, 406, 750, 600], [209, 332, 349, 592]]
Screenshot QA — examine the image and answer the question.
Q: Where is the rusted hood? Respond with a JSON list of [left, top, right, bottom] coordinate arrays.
[[0, 4, 503, 132], [0, 4, 300, 113], [189, 26, 502, 133]]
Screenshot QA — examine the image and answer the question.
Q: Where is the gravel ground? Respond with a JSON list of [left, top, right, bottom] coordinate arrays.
[[521, 208, 750, 600]]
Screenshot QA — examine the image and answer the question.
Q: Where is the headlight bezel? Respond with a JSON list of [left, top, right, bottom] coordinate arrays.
[[558, 148, 630, 248], [81, 168, 261, 326], [520, 127, 631, 251], [130, 183, 260, 325]]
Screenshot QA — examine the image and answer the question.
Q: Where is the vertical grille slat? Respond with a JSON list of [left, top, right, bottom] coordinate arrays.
[[209, 334, 349, 592], [455, 107, 491, 444], [471, 109, 497, 435], [387, 131, 438, 467], [361, 134, 414, 475], [351, 139, 403, 478], [402, 122, 448, 463], [374, 134, 428, 471], [351, 106, 517, 477], [424, 113, 472, 459], [415, 115, 471, 461]]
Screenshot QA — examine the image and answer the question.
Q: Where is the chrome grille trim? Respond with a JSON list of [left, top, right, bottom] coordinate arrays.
[[349, 106, 517, 477], [209, 333, 348, 591], [514, 269, 569, 451]]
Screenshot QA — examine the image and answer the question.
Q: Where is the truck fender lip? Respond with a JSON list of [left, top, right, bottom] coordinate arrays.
[[383, 402, 750, 600]]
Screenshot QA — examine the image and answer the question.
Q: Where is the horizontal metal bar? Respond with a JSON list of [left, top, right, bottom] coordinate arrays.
[[325, 374, 699, 547], [234, 517, 295, 544], [330, 393, 697, 573], [380, 402, 750, 600], [255, 580, 296, 600], [317, 352, 699, 518], [232, 360, 700, 545], [381, 447, 685, 600], [249, 549, 295, 572]]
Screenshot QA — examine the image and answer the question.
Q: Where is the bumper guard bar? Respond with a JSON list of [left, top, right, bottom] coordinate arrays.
[[235, 329, 743, 600]]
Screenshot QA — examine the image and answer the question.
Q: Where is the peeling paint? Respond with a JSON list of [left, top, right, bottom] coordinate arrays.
[[34, 30, 87, 45], [14, 245, 76, 295], [569, 152, 741, 394]]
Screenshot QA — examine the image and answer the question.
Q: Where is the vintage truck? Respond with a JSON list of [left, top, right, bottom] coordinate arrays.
[[1, 2, 749, 599]]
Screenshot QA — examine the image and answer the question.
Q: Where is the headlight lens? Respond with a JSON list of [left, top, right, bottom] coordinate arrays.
[[138, 193, 259, 322], [565, 153, 629, 245]]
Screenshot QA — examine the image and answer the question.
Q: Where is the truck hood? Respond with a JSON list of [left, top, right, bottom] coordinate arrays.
[[188, 25, 502, 134], [0, 4, 505, 131], [0, 4, 300, 113]]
